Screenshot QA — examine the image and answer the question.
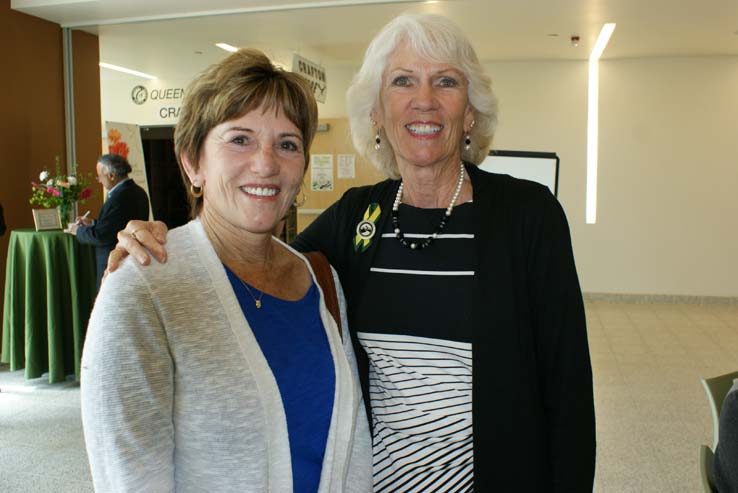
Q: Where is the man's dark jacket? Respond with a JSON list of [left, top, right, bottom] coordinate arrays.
[[76, 179, 149, 289]]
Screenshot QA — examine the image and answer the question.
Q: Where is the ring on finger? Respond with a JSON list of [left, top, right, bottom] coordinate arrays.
[[130, 228, 146, 240]]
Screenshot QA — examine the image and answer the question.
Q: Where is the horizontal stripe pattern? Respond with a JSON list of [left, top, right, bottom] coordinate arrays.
[[358, 332, 473, 492], [369, 267, 475, 276], [380, 233, 475, 239], [354, 201, 477, 490]]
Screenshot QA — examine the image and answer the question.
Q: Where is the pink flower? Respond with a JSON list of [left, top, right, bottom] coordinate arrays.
[[79, 188, 92, 199], [48, 187, 60, 197]]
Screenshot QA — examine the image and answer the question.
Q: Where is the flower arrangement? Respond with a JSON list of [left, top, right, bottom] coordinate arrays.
[[30, 156, 94, 222]]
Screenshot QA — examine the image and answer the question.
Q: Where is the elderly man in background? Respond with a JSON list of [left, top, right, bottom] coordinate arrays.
[[68, 153, 149, 290]]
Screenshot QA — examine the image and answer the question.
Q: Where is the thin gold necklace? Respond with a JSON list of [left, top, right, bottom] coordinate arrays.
[[238, 278, 264, 309]]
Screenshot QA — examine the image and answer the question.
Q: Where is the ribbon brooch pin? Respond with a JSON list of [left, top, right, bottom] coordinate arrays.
[[354, 203, 381, 252]]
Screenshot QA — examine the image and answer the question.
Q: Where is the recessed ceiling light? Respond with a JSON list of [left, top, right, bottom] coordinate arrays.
[[99, 62, 157, 80], [547, 33, 559, 37], [216, 43, 239, 53]]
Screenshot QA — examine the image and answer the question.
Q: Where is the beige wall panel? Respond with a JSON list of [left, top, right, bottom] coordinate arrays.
[[298, 117, 385, 232]]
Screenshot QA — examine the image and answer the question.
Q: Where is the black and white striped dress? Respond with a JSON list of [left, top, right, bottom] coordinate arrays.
[[353, 201, 477, 492]]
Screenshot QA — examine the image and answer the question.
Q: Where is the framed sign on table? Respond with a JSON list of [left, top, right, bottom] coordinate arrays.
[[32, 209, 62, 231]]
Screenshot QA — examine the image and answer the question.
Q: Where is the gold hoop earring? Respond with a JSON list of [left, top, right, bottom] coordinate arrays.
[[294, 190, 306, 207], [191, 183, 203, 198]]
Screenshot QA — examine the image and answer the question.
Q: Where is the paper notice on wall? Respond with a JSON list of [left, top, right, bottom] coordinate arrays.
[[337, 154, 356, 179], [310, 154, 334, 191]]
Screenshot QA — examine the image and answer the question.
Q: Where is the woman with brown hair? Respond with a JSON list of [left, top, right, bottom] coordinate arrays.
[[80, 49, 371, 492]]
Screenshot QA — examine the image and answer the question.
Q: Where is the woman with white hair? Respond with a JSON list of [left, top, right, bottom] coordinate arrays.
[[112, 13, 595, 491]]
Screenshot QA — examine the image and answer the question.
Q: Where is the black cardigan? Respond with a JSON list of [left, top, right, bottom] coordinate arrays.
[[293, 163, 596, 491]]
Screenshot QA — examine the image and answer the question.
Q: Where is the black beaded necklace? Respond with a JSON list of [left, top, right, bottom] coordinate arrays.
[[391, 162, 465, 250]]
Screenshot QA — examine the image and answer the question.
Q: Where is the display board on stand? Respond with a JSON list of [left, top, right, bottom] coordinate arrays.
[[104, 121, 153, 219], [479, 150, 559, 197]]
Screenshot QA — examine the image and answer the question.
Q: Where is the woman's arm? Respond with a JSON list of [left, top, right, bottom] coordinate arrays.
[[333, 267, 372, 492], [81, 262, 175, 491], [527, 191, 596, 492], [110, 194, 344, 275], [291, 201, 341, 261]]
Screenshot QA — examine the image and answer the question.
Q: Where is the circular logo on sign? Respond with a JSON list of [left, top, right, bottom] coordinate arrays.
[[355, 220, 376, 240], [131, 85, 148, 105]]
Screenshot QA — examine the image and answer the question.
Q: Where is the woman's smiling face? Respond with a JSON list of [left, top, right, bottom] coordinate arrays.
[[374, 40, 475, 173], [183, 105, 305, 235]]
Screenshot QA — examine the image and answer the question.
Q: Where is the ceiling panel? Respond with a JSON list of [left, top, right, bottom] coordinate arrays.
[[12, 0, 738, 81]]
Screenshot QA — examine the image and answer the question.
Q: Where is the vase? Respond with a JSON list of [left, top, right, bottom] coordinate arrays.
[[57, 204, 74, 228]]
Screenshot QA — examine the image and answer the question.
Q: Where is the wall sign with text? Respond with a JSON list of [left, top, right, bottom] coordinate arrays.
[[292, 54, 327, 103], [123, 83, 186, 121]]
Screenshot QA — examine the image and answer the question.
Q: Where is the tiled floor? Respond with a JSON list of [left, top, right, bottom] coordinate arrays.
[[0, 369, 92, 492], [588, 301, 738, 492], [1, 300, 736, 492]]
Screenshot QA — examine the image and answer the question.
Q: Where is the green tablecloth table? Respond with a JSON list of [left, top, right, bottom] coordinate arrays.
[[1, 228, 96, 383]]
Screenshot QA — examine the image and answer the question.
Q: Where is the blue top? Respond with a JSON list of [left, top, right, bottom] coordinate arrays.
[[225, 266, 336, 492]]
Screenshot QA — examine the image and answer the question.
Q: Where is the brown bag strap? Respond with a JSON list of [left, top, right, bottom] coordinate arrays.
[[304, 251, 342, 339]]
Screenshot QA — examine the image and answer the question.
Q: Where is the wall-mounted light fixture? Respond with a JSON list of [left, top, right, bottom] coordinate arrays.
[[586, 23, 616, 224]]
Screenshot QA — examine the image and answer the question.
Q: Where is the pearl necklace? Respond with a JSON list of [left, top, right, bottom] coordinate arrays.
[[392, 162, 465, 250]]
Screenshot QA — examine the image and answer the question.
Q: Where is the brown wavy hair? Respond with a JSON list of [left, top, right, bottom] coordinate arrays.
[[174, 48, 318, 217]]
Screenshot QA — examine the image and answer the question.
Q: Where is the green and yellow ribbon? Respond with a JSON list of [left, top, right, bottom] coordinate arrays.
[[353, 202, 381, 252]]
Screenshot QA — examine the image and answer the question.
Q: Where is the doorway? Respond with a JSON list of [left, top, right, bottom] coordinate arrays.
[[140, 126, 189, 229]]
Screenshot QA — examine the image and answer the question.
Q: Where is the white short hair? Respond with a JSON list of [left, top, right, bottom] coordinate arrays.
[[346, 13, 498, 179]]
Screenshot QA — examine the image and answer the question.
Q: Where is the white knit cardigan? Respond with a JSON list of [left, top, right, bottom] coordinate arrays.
[[81, 220, 372, 492]]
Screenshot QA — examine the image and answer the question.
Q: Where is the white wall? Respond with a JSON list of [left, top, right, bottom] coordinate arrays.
[[483, 59, 589, 282], [485, 57, 738, 297], [100, 63, 357, 126], [100, 55, 738, 297], [591, 56, 738, 296], [101, 79, 189, 126]]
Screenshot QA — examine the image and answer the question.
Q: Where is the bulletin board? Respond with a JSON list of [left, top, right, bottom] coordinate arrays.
[[298, 118, 385, 232]]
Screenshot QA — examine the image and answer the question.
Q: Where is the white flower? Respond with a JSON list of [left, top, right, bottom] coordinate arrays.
[[39, 170, 49, 181], [67, 176, 77, 185], [46, 178, 55, 186]]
